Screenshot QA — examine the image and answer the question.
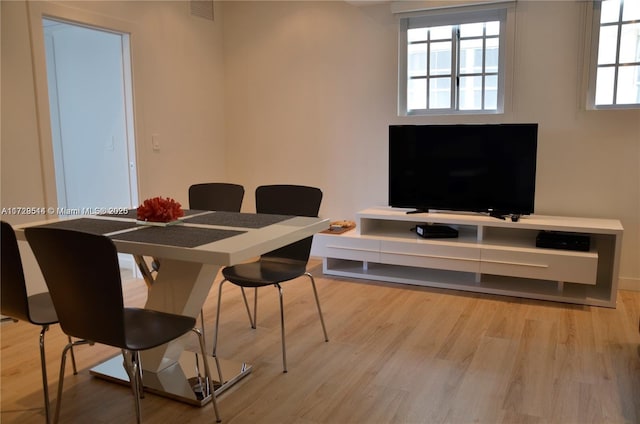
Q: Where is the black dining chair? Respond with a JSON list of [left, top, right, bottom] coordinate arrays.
[[188, 182, 245, 341], [25, 227, 221, 424], [1, 221, 77, 424], [211, 185, 329, 373], [189, 182, 245, 213]]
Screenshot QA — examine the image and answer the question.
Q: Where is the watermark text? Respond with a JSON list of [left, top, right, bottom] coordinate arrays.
[[1, 206, 130, 216]]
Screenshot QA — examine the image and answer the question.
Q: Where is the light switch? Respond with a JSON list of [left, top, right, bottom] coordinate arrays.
[[152, 134, 160, 151]]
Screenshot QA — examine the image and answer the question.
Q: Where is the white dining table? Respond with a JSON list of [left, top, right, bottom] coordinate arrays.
[[16, 210, 329, 406]]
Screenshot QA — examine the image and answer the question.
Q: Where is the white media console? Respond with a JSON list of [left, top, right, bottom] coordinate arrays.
[[312, 207, 624, 308]]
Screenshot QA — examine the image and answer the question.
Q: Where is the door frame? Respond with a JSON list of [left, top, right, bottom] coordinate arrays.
[[27, 1, 144, 211]]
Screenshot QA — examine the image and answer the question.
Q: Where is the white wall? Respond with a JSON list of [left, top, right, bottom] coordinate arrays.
[[222, 1, 397, 218], [1, 0, 227, 221], [1, 0, 48, 221], [1, 0, 227, 293], [221, 1, 639, 289], [2, 0, 638, 290]]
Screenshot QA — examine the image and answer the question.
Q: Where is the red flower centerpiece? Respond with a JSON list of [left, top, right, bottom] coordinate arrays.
[[136, 196, 184, 225]]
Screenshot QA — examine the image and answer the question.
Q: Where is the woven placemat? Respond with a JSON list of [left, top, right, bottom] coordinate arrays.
[[183, 211, 292, 229], [111, 225, 246, 248]]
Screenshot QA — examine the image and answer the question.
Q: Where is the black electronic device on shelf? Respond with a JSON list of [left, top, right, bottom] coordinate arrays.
[[536, 231, 591, 252], [389, 123, 538, 217], [415, 224, 459, 239]]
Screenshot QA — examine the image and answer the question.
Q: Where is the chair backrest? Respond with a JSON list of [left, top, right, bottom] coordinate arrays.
[[256, 185, 322, 263], [189, 183, 244, 212], [25, 227, 128, 348], [1, 221, 31, 322]]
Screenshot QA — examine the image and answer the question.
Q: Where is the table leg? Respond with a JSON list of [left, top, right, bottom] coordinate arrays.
[[140, 259, 219, 371]]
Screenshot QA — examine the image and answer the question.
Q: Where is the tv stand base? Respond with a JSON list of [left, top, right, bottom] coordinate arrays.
[[312, 207, 623, 308]]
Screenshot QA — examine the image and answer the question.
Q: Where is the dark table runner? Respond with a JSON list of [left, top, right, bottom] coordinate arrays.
[[111, 225, 246, 248], [32, 212, 289, 248], [183, 211, 292, 228]]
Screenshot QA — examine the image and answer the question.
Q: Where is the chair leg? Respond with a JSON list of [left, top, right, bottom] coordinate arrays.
[[200, 308, 207, 348], [212, 280, 226, 383], [132, 351, 143, 424], [38, 325, 51, 424], [306, 272, 329, 342], [54, 339, 90, 424], [276, 283, 287, 373], [192, 328, 222, 423], [239, 287, 256, 329], [122, 349, 142, 424], [136, 353, 145, 400], [68, 337, 78, 375], [253, 287, 258, 328]]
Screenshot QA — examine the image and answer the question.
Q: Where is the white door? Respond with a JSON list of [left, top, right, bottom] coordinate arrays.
[[43, 19, 138, 213]]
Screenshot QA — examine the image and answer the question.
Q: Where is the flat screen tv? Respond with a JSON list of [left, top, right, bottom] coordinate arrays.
[[389, 123, 538, 216]]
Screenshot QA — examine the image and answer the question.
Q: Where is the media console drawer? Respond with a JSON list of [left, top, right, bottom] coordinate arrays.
[[479, 248, 598, 285], [313, 234, 380, 262], [380, 240, 481, 273]]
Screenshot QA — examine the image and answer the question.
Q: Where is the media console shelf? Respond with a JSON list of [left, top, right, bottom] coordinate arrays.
[[312, 207, 624, 308]]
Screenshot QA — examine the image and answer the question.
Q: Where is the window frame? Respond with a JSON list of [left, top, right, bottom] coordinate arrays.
[[586, 0, 640, 110], [398, 4, 513, 116]]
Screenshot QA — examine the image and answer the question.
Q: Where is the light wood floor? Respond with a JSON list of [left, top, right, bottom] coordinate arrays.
[[2, 259, 639, 423]]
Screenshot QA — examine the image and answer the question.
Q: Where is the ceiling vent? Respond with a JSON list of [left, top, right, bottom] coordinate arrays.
[[190, 0, 215, 21]]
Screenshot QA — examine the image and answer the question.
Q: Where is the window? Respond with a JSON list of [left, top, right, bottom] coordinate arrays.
[[398, 6, 509, 115], [590, 0, 640, 108]]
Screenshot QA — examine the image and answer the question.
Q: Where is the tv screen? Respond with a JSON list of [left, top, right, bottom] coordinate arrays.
[[389, 123, 538, 216]]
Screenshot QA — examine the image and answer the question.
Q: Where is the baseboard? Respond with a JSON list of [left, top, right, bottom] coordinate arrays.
[[619, 276, 640, 292]]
